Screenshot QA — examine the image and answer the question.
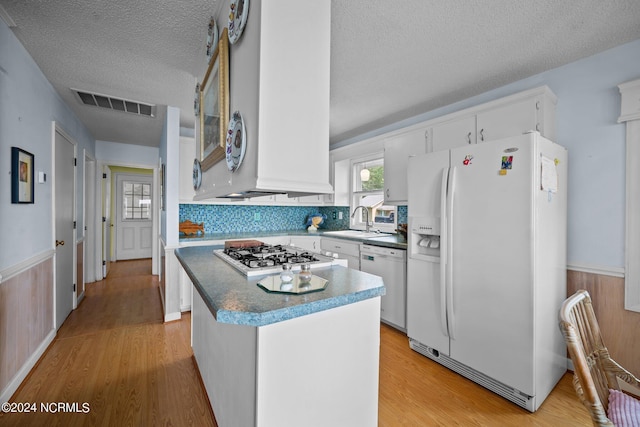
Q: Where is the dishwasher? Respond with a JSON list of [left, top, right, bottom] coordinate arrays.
[[360, 244, 406, 331]]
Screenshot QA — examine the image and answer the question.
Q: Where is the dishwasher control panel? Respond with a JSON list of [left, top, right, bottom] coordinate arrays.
[[361, 244, 406, 258]]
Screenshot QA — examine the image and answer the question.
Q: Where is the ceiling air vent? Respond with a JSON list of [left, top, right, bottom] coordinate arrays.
[[72, 89, 156, 118]]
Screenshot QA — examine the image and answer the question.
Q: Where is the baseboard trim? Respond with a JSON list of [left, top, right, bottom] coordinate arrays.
[[566, 263, 625, 278], [164, 312, 181, 322], [0, 329, 56, 403]]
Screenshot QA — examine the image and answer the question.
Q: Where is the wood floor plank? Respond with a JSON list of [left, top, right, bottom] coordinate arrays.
[[1, 259, 590, 426], [0, 260, 216, 427]]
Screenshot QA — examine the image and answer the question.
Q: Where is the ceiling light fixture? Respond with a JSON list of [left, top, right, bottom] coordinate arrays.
[[360, 164, 370, 182]]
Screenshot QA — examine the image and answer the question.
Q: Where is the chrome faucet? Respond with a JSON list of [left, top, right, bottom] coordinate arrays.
[[351, 205, 370, 232]]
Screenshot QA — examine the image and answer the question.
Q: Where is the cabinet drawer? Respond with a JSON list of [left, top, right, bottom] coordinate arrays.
[[320, 238, 360, 257]]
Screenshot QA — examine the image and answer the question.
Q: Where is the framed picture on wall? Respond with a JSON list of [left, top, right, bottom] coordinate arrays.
[[11, 147, 34, 204], [199, 27, 229, 171]]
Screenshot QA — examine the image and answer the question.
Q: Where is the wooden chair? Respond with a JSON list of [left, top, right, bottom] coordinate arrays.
[[559, 289, 640, 426]]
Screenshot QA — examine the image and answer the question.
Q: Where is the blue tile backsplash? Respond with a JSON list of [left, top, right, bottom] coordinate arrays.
[[179, 204, 407, 234]]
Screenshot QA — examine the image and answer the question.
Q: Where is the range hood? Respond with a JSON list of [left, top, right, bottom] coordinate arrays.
[[194, 0, 332, 201]]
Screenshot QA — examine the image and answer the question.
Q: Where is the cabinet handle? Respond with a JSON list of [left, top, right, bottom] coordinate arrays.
[[480, 128, 485, 141], [536, 123, 540, 131], [467, 132, 472, 144], [386, 188, 390, 197], [424, 130, 432, 152], [56, 240, 65, 247]]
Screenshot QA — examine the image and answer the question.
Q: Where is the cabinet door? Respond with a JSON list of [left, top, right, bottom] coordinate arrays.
[[321, 237, 361, 257], [383, 127, 429, 204], [431, 115, 476, 151], [476, 98, 537, 143], [297, 194, 325, 205], [290, 235, 321, 251]]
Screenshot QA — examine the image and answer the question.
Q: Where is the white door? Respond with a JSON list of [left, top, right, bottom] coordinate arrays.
[[82, 153, 95, 289], [115, 173, 153, 260], [102, 165, 111, 276], [55, 129, 75, 329]]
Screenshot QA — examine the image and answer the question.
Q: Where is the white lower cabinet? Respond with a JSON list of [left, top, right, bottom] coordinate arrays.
[[321, 237, 360, 270], [289, 235, 321, 251], [178, 264, 193, 312], [259, 236, 290, 246]]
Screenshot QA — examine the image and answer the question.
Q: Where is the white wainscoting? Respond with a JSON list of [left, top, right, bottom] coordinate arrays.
[[0, 251, 56, 403]]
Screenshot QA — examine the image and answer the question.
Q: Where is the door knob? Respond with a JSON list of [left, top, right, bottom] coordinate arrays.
[[56, 240, 65, 247]]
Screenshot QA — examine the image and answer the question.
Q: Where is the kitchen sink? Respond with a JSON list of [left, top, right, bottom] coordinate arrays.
[[323, 230, 390, 239]]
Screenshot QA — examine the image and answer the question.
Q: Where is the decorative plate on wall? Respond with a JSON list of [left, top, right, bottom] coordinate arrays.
[[226, 111, 246, 172], [193, 158, 202, 190], [228, 0, 249, 44], [193, 82, 200, 116], [206, 17, 218, 63]]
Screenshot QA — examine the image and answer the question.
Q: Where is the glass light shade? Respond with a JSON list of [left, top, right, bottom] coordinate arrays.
[[360, 168, 370, 182]]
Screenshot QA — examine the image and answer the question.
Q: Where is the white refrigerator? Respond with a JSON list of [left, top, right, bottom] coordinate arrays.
[[406, 131, 567, 412]]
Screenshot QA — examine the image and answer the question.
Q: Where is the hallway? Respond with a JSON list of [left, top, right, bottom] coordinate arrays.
[[0, 259, 216, 427]]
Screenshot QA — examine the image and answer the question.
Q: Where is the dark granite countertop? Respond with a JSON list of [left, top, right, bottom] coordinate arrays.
[[175, 245, 386, 327]]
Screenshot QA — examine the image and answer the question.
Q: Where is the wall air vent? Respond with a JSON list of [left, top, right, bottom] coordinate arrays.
[[71, 89, 156, 118]]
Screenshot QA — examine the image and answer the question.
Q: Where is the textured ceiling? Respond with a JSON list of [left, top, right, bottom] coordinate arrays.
[[2, 0, 640, 148]]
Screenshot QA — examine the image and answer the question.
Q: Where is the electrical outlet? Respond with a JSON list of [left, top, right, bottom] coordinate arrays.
[[332, 211, 337, 220], [254, 212, 261, 221]]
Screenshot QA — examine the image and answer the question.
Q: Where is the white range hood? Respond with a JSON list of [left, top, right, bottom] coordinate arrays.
[[194, 0, 332, 200]]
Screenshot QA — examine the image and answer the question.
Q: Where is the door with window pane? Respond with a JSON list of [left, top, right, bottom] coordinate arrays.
[[115, 173, 153, 260]]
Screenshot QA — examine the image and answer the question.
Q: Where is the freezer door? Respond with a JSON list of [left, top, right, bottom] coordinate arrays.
[[407, 258, 450, 355], [407, 150, 450, 218], [448, 133, 536, 395]]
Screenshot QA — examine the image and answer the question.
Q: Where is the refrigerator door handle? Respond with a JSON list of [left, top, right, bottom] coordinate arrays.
[[446, 166, 457, 339], [439, 167, 450, 338]]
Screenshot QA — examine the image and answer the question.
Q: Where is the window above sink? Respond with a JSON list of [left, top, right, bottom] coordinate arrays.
[[351, 155, 397, 233]]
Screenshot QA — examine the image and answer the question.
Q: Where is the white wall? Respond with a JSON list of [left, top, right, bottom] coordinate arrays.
[[334, 38, 640, 271], [0, 19, 95, 272], [95, 140, 159, 167]]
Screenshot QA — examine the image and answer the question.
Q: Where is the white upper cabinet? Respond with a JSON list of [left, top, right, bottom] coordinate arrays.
[[430, 86, 557, 151], [476, 96, 546, 143], [383, 126, 430, 204], [195, 0, 332, 201], [380, 86, 556, 205], [431, 115, 476, 151]]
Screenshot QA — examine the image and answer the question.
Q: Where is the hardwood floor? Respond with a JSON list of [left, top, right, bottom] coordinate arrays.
[[378, 325, 591, 426], [1, 259, 591, 426], [0, 260, 217, 427]]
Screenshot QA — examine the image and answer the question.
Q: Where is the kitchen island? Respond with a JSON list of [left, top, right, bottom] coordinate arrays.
[[175, 245, 385, 427]]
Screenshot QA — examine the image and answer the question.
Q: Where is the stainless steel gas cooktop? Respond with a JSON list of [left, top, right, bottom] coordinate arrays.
[[214, 244, 336, 276]]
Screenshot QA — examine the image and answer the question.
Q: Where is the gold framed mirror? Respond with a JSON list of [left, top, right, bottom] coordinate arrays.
[[199, 27, 229, 171]]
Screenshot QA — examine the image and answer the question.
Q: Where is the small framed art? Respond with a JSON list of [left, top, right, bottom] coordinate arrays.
[[11, 147, 34, 204]]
